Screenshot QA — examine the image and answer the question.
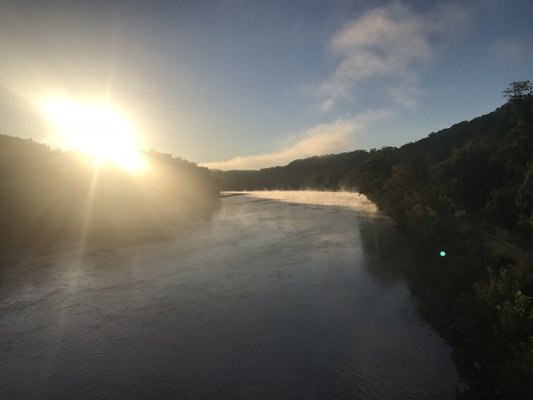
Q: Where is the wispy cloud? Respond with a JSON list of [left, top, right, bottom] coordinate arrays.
[[317, 1, 467, 111], [201, 110, 391, 170], [202, 2, 467, 171]]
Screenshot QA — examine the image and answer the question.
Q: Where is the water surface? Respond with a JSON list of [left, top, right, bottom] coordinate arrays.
[[0, 191, 458, 399]]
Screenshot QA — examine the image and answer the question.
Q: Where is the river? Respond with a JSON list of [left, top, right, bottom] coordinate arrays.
[[0, 191, 458, 399]]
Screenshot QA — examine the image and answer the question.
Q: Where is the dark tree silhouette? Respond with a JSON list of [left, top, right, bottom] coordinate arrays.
[[0, 135, 220, 249], [503, 80, 533, 102]]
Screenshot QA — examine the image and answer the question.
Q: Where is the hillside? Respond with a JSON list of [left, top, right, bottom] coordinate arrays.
[[213, 150, 370, 190], [0, 135, 219, 250]]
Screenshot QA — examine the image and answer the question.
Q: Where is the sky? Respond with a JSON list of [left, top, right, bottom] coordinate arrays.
[[0, 0, 532, 170]]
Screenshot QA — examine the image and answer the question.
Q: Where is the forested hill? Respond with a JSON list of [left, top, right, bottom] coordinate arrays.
[[213, 150, 370, 190], [0, 135, 219, 249], [215, 97, 533, 235]]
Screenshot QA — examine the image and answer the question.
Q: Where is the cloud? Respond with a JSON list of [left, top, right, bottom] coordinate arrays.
[[201, 109, 391, 170], [202, 2, 467, 171], [317, 1, 467, 111]]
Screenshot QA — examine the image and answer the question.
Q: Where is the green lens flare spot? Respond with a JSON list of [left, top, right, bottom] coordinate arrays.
[[440, 251, 446, 257]]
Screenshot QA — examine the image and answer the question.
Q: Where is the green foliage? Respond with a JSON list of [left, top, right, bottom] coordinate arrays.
[[484, 187, 519, 227], [516, 162, 533, 227], [472, 268, 533, 398]]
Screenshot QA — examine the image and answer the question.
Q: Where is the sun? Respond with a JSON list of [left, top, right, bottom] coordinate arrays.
[[43, 98, 145, 171]]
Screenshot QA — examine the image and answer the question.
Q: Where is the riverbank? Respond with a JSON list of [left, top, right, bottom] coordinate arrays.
[[383, 215, 533, 400]]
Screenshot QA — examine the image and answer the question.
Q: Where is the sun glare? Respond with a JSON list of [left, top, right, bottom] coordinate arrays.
[[43, 98, 145, 171]]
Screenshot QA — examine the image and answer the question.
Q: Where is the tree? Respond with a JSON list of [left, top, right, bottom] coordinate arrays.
[[503, 81, 533, 102]]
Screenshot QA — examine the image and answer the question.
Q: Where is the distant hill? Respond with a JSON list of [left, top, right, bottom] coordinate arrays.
[[213, 150, 369, 191], [0, 135, 219, 249]]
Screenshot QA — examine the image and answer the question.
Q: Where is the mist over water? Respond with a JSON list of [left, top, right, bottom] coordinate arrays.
[[236, 190, 380, 214], [0, 192, 458, 399]]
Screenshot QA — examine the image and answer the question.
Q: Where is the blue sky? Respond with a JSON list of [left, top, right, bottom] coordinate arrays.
[[0, 0, 532, 169]]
